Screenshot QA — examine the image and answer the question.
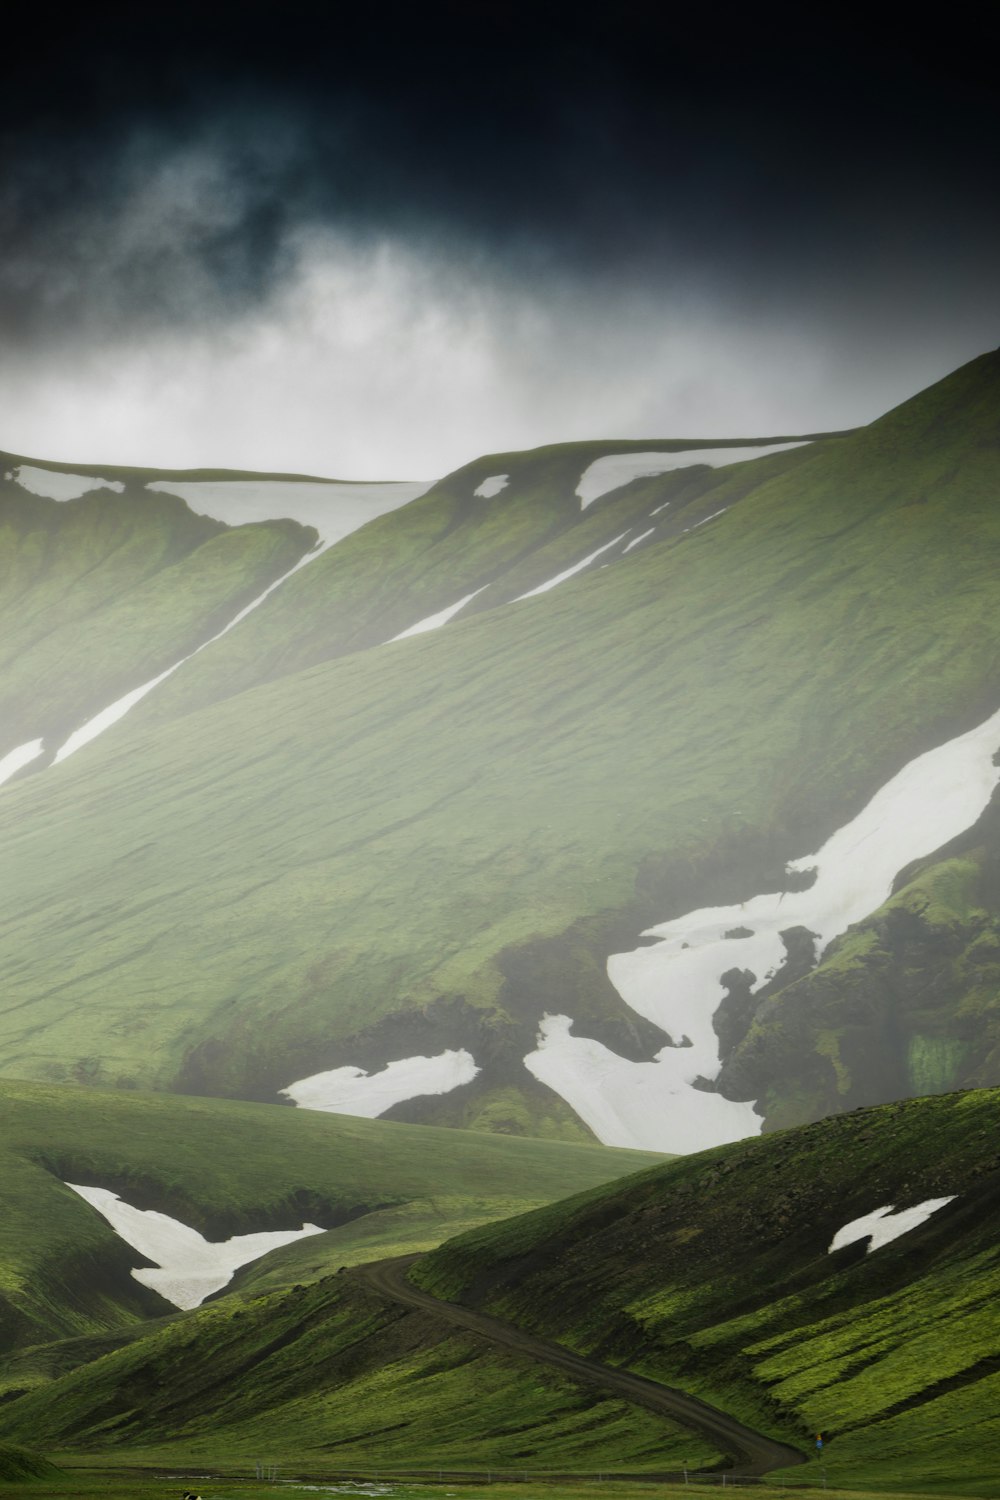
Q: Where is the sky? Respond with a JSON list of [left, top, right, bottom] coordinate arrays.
[[1, 3, 998, 478]]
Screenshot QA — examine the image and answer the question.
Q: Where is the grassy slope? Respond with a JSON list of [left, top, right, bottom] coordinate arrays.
[[0, 1266, 712, 1472], [0, 473, 312, 757], [0, 1441, 60, 1482], [0, 357, 997, 1125], [0, 1079, 661, 1352], [134, 438, 821, 726], [413, 1088, 1000, 1494]]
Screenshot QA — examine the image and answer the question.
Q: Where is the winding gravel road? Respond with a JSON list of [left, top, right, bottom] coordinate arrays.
[[353, 1255, 806, 1477]]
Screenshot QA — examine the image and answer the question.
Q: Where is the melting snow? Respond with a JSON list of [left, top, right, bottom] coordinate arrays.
[[623, 528, 655, 553], [0, 739, 45, 787], [525, 1015, 756, 1153], [829, 1197, 957, 1254], [390, 587, 486, 640], [281, 1048, 479, 1117], [576, 444, 811, 509], [692, 508, 729, 529], [65, 1183, 323, 1310], [11, 465, 125, 501], [528, 702, 1000, 1153], [514, 532, 631, 600], [147, 478, 428, 546], [474, 474, 509, 498]]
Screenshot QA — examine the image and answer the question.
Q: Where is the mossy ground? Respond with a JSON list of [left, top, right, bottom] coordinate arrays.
[[0, 1079, 661, 1352], [2, 358, 1000, 1125], [414, 1090, 1000, 1495]]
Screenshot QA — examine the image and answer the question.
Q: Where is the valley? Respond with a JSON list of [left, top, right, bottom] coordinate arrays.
[[1, 354, 1000, 1494]]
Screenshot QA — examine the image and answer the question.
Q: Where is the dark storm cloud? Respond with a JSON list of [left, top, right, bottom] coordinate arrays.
[[1, 3, 997, 473], [3, 2, 998, 346]]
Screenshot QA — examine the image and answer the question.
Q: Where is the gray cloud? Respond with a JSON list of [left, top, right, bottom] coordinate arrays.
[[1, 6, 997, 473]]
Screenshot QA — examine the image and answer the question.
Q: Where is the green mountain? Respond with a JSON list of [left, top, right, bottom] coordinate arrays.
[[1, 352, 999, 1156], [0, 1078, 660, 1352], [0, 1090, 994, 1493], [413, 1087, 1000, 1494]]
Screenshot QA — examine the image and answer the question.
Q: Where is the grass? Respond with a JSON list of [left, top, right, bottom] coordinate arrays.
[[7, 1475, 984, 1500], [0, 1078, 662, 1352], [411, 1088, 1000, 1493], [0, 356, 998, 1130], [0, 1094, 997, 1489], [0, 1271, 718, 1471], [0, 475, 312, 756]]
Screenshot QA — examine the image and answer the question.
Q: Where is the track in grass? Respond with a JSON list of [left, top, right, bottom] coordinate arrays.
[[354, 1256, 806, 1477]]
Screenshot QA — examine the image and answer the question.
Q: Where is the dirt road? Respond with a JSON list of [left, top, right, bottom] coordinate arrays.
[[354, 1255, 806, 1477]]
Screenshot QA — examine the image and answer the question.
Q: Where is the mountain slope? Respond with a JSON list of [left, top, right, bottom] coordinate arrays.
[[1, 354, 999, 1148], [1, 1090, 995, 1490], [0, 1079, 661, 1351], [413, 1087, 1000, 1494], [0, 471, 312, 765]]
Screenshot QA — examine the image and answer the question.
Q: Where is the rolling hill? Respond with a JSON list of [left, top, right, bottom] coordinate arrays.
[[0, 352, 999, 1157], [0, 1090, 994, 1493], [0, 1079, 661, 1352]]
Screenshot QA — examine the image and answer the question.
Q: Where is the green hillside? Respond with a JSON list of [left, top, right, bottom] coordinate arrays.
[[0, 356, 997, 1137], [2, 1090, 995, 1490], [133, 436, 828, 723], [0, 1079, 661, 1351], [0, 469, 312, 760], [414, 1087, 1000, 1494]]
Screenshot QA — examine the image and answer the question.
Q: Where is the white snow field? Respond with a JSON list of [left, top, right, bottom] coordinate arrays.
[[148, 477, 429, 546], [281, 1048, 479, 1117], [51, 477, 431, 764], [0, 738, 45, 788], [576, 443, 811, 509], [527, 701, 1000, 1153], [65, 1183, 323, 1310], [473, 474, 509, 498], [10, 465, 125, 501], [390, 587, 487, 640], [524, 1014, 756, 1153], [514, 532, 631, 600], [829, 1197, 957, 1254]]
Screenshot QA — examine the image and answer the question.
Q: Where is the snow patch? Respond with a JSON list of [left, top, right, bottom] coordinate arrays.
[[623, 528, 655, 553], [148, 478, 428, 546], [529, 703, 1000, 1153], [11, 465, 125, 501], [576, 443, 811, 509], [525, 1014, 758, 1153], [65, 1183, 323, 1310], [0, 739, 45, 787], [692, 508, 729, 529], [829, 1197, 957, 1254], [390, 588, 486, 640], [281, 1048, 479, 1117], [474, 474, 509, 498], [514, 532, 631, 600]]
